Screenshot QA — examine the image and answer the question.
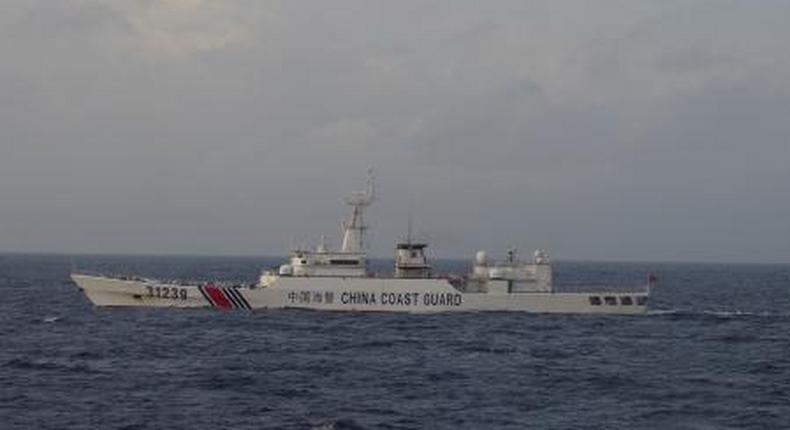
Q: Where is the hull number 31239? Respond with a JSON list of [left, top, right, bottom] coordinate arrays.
[[146, 285, 187, 300]]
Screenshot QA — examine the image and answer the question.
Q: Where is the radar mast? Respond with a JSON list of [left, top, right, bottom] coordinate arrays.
[[341, 169, 375, 253]]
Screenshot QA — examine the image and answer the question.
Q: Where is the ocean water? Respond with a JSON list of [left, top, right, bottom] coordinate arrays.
[[1, 254, 789, 429]]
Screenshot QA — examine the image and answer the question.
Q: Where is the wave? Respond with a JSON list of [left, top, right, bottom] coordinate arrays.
[[646, 309, 681, 316], [2, 357, 100, 374], [648, 308, 790, 319], [311, 418, 370, 430]]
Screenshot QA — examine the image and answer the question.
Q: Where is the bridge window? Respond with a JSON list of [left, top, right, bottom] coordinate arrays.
[[620, 296, 633, 305], [636, 296, 648, 306], [329, 259, 360, 265], [589, 296, 602, 306], [604, 296, 617, 305]]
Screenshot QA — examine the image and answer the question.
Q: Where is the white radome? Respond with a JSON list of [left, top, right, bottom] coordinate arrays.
[[475, 250, 488, 266]]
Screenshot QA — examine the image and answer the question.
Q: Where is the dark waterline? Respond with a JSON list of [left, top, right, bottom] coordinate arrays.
[[1, 254, 789, 429]]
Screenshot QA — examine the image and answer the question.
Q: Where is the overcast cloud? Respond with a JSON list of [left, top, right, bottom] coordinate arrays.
[[1, 1, 788, 262]]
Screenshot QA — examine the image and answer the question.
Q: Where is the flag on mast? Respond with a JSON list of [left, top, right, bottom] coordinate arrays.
[[647, 272, 658, 286]]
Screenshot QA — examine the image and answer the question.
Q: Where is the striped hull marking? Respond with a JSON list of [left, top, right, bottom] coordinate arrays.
[[198, 285, 252, 310]]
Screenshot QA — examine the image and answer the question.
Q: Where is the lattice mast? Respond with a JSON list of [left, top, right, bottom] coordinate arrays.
[[340, 170, 375, 253]]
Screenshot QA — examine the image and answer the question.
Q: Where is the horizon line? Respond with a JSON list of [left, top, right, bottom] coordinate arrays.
[[0, 250, 787, 266]]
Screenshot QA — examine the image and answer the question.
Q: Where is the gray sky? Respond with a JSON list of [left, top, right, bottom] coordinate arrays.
[[1, 1, 789, 263]]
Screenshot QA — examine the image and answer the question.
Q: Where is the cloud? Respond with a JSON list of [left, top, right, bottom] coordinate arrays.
[[121, 0, 250, 60], [1, 1, 789, 261]]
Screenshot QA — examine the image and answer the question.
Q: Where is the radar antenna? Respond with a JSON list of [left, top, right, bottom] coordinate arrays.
[[406, 208, 413, 245]]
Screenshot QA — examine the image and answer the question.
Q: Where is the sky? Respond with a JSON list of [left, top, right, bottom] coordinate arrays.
[[1, 0, 789, 263]]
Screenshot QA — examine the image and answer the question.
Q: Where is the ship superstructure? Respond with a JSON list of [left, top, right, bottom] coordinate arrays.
[[278, 171, 374, 279]]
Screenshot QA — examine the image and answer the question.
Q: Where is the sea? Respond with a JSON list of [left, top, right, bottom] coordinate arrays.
[[1, 254, 789, 429]]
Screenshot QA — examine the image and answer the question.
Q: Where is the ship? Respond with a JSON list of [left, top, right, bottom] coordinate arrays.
[[71, 172, 652, 314]]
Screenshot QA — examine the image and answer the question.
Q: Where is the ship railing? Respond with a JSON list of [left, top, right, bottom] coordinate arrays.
[[71, 270, 256, 289], [557, 283, 650, 294], [71, 269, 153, 282], [153, 279, 257, 289]]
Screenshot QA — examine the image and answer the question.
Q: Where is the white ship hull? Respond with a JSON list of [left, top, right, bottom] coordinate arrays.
[[71, 274, 649, 315]]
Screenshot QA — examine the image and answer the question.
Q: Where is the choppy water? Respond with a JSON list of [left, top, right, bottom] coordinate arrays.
[[1, 254, 789, 429]]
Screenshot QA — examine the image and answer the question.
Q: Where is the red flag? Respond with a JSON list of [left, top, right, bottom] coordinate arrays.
[[647, 272, 658, 285]]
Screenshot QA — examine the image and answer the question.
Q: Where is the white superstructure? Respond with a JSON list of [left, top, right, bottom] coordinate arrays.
[[278, 170, 375, 279], [72, 172, 653, 314]]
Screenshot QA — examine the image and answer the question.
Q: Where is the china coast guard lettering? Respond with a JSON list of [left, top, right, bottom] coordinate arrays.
[[286, 290, 463, 307]]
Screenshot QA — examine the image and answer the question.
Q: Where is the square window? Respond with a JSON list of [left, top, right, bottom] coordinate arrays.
[[604, 296, 617, 305]]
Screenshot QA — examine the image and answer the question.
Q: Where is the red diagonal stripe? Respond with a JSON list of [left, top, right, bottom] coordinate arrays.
[[204, 285, 232, 310]]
